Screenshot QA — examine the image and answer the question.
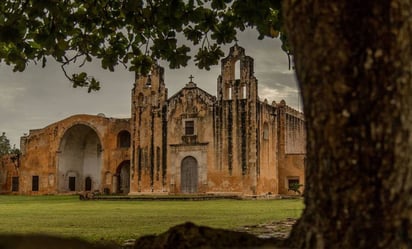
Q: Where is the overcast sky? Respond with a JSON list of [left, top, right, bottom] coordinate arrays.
[[0, 30, 300, 147]]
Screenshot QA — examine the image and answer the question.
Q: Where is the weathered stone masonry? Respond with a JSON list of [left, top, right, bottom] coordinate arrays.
[[0, 45, 305, 196]]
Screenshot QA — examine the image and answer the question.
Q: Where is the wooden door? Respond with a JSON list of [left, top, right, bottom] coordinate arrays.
[[69, 176, 76, 191], [85, 177, 92, 191], [181, 156, 198, 193]]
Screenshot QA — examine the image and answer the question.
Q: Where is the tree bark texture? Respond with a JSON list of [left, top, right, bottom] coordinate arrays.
[[283, 1, 412, 248]]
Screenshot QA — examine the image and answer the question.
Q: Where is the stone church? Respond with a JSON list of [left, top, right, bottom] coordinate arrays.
[[0, 45, 306, 196]]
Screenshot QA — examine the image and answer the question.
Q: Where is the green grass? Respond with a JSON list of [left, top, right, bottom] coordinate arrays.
[[0, 195, 303, 244]]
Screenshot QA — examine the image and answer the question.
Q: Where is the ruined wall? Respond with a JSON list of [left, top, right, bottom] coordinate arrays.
[[277, 102, 306, 195], [278, 154, 305, 195], [17, 115, 130, 194], [285, 106, 306, 154], [0, 155, 18, 193], [255, 101, 279, 195]]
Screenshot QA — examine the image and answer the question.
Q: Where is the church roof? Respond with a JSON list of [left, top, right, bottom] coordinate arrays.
[[167, 76, 216, 104]]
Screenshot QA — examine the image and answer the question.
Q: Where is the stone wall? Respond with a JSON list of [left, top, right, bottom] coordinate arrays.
[[0, 154, 19, 193], [15, 114, 131, 194], [278, 154, 305, 195]]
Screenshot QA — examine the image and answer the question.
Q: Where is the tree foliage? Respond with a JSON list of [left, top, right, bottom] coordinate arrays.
[[288, 182, 303, 195], [0, 132, 12, 156], [0, 0, 288, 92]]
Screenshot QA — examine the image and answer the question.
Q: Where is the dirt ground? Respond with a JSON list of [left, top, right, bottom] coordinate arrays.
[[234, 218, 297, 240]]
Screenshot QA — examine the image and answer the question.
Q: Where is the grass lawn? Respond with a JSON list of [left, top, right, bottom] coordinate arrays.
[[0, 195, 303, 244]]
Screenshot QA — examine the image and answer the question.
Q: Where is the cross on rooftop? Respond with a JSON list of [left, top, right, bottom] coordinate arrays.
[[189, 75, 194, 82]]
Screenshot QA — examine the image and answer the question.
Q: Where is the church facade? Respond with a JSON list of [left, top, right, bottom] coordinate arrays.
[[0, 45, 306, 196]]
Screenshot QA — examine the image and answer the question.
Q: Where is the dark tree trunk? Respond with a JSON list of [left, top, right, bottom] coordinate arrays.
[[283, 1, 412, 248]]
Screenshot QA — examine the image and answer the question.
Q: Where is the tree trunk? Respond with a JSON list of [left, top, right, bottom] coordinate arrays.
[[283, 1, 412, 248]]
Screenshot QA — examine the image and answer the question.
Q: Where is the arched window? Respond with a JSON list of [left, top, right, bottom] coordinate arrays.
[[242, 85, 247, 99], [117, 130, 131, 148], [234, 60, 241, 80], [116, 160, 130, 194], [145, 74, 152, 87], [228, 86, 232, 100]]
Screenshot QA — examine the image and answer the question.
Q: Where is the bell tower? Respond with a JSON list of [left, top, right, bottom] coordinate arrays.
[[216, 44, 259, 194], [130, 64, 168, 193], [217, 44, 257, 102]]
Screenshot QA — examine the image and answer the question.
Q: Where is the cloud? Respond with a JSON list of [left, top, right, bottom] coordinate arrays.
[[0, 29, 300, 148], [0, 86, 26, 110]]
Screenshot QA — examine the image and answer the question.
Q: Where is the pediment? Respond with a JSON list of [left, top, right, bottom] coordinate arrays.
[[167, 86, 216, 116]]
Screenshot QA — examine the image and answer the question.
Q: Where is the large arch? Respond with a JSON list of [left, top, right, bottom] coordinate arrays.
[[57, 124, 102, 192], [181, 156, 198, 193], [115, 160, 130, 194]]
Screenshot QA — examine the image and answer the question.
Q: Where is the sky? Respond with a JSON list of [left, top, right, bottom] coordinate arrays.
[[0, 30, 300, 148]]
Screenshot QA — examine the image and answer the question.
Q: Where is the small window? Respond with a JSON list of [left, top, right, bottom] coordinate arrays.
[[12, 177, 19, 192], [118, 130, 131, 148], [288, 178, 300, 189], [69, 176, 76, 191], [145, 75, 152, 87], [242, 85, 247, 99], [287, 177, 302, 194], [234, 60, 240, 80], [32, 176, 39, 191], [85, 177, 92, 191], [228, 87, 232, 100], [185, 120, 195, 135]]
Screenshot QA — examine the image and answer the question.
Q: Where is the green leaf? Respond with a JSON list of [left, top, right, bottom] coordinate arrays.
[[211, 0, 226, 10], [28, 41, 42, 49], [183, 27, 203, 45], [194, 44, 224, 70], [130, 55, 153, 76]]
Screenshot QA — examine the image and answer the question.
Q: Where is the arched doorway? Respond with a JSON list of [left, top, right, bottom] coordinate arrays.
[[181, 156, 198, 193], [85, 177, 92, 191], [116, 160, 130, 194], [58, 124, 102, 192]]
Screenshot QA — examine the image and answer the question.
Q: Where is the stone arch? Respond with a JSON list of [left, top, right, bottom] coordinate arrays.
[[117, 130, 131, 148], [58, 124, 102, 192], [220, 45, 255, 87], [116, 160, 130, 194], [181, 156, 198, 193]]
